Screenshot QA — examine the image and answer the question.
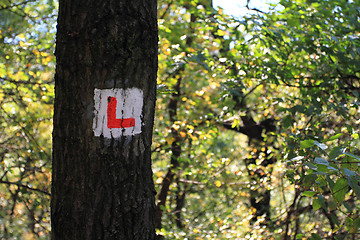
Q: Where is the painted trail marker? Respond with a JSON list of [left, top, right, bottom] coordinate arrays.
[[107, 97, 135, 128], [93, 88, 143, 138]]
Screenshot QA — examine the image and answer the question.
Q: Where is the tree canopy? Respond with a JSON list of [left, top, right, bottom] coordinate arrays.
[[1, 0, 360, 239]]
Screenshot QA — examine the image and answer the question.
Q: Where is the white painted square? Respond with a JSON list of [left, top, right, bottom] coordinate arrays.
[[93, 88, 143, 138]]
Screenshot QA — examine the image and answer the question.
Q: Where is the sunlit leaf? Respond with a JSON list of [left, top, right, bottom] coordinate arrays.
[[314, 141, 328, 150], [300, 139, 315, 149]]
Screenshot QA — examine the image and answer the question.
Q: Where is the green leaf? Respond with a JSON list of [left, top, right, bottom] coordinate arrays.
[[329, 146, 346, 160], [326, 175, 335, 191], [304, 162, 317, 170], [316, 164, 329, 173], [303, 191, 317, 197], [282, 114, 293, 128], [287, 17, 300, 27], [345, 217, 354, 231], [327, 165, 338, 172], [311, 2, 321, 8], [324, 133, 343, 142], [292, 104, 307, 114], [342, 155, 358, 171], [333, 178, 348, 204], [350, 217, 360, 233], [317, 194, 328, 211], [344, 168, 357, 177], [347, 176, 360, 198], [343, 202, 353, 213], [330, 214, 340, 227], [300, 139, 315, 149], [314, 157, 329, 166], [295, 234, 303, 239], [344, 152, 360, 161], [314, 140, 328, 150], [310, 233, 322, 240], [303, 174, 317, 187], [312, 197, 321, 211]]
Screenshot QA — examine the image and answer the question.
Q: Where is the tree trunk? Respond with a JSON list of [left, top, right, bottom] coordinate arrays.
[[51, 1, 157, 239]]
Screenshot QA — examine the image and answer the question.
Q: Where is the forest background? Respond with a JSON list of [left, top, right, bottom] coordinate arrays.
[[1, 0, 360, 239]]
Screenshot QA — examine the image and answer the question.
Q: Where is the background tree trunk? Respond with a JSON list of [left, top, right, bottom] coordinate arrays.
[[51, 0, 158, 239]]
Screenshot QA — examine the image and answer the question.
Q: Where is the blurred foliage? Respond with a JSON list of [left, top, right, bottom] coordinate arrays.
[[1, 0, 360, 239], [154, 0, 360, 239], [0, 0, 56, 238]]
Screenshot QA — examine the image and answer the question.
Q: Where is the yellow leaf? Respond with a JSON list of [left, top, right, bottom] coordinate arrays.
[[179, 131, 186, 138], [217, 29, 226, 36], [187, 47, 195, 53], [42, 56, 52, 65], [231, 119, 238, 128], [18, 33, 25, 39], [155, 171, 163, 177], [189, 133, 198, 141], [166, 136, 176, 145], [215, 180, 222, 187], [172, 124, 180, 131], [32, 49, 40, 57], [209, 81, 220, 88]]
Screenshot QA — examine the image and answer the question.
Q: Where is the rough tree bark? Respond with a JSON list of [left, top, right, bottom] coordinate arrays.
[[51, 0, 157, 239]]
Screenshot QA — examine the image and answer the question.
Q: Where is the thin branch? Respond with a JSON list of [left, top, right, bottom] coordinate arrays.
[[159, 0, 174, 19], [0, 180, 50, 196], [240, 81, 264, 107], [0, 105, 52, 161], [0, 0, 35, 11], [0, 76, 53, 86], [246, 0, 266, 14]]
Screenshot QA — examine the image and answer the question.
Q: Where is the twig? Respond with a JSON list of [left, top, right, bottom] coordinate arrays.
[[0, 180, 50, 196], [159, 0, 174, 19], [0, 0, 35, 11], [246, 0, 266, 14]]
